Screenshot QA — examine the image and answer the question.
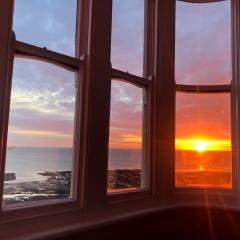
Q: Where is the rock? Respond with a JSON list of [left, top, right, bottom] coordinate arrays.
[[108, 169, 141, 189], [3, 169, 142, 205], [4, 173, 16, 181], [3, 171, 72, 205]]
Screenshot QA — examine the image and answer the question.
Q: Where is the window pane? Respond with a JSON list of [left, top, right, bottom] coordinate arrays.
[[175, 92, 232, 188], [111, 0, 145, 76], [175, 1, 232, 85], [3, 58, 76, 206], [13, 0, 77, 56], [108, 80, 146, 194]]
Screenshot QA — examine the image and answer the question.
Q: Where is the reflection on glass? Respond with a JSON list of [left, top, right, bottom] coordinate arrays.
[[111, 0, 144, 76], [108, 80, 145, 193], [175, 92, 232, 188], [13, 0, 77, 56], [3, 58, 76, 206], [175, 0, 231, 85]]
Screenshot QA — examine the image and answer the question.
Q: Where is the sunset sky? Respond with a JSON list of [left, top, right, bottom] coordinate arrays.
[[8, 0, 77, 147], [8, 0, 232, 150], [110, 0, 232, 151]]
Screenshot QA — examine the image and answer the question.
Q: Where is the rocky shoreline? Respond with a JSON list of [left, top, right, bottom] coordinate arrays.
[[108, 169, 141, 189], [4, 171, 71, 205], [4, 169, 232, 205], [3, 169, 141, 205]]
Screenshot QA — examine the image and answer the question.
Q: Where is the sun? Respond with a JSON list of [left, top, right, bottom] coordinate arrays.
[[199, 165, 204, 171], [195, 141, 207, 153], [175, 138, 231, 152]]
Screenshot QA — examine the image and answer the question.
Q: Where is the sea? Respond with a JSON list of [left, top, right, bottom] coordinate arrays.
[[5, 147, 142, 183], [5, 147, 232, 183]]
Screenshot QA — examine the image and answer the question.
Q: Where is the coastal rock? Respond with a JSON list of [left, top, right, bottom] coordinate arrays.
[[3, 169, 142, 205], [108, 169, 141, 189], [4, 173, 16, 181], [3, 171, 71, 205]]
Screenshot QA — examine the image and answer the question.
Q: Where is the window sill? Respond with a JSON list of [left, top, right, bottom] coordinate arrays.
[[1, 192, 240, 240]]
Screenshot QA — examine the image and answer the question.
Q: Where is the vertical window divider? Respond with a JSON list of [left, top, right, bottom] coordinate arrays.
[[73, 0, 92, 209], [0, 0, 14, 211], [144, 0, 156, 196], [84, 0, 112, 210], [232, 0, 240, 204], [155, 0, 176, 202]]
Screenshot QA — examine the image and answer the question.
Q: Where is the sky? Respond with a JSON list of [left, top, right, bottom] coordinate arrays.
[[175, 0, 232, 151], [8, 0, 232, 150], [110, 0, 232, 151], [8, 0, 77, 147]]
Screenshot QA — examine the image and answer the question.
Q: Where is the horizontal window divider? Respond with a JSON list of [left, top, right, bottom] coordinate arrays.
[[15, 40, 82, 71], [179, 0, 224, 3], [112, 68, 150, 87], [176, 84, 231, 93]]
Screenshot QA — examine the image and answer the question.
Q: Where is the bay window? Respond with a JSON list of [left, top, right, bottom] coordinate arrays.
[[0, 0, 240, 239]]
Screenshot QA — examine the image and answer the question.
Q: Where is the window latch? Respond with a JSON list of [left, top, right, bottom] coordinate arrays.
[[80, 54, 85, 62], [143, 92, 148, 105], [148, 75, 153, 81]]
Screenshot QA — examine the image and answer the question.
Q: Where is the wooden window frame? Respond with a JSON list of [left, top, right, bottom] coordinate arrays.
[[107, 70, 152, 201], [106, 0, 156, 202], [0, 0, 89, 220], [173, 0, 240, 207]]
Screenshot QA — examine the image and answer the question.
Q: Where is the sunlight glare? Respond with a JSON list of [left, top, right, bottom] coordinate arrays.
[[176, 138, 231, 152], [195, 141, 207, 153]]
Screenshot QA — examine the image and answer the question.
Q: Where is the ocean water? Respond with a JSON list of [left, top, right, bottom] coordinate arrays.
[[5, 147, 73, 182], [176, 150, 232, 172], [108, 148, 142, 170], [5, 147, 233, 183], [5, 147, 142, 183]]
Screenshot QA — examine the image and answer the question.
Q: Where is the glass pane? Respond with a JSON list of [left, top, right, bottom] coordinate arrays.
[[108, 80, 146, 194], [111, 0, 145, 77], [3, 57, 76, 206], [175, 92, 232, 188], [175, 0, 232, 85], [13, 0, 77, 56]]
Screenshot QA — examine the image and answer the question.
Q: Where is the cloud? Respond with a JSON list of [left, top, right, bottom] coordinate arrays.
[[175, 1, 232, 141], [109, 81, 144, 149], [175, 0, 231, 85], [9, 0, 232, 149], [9, 128, 72, 138], [7, 57, 76, 147], [14, 0, 77, 56]]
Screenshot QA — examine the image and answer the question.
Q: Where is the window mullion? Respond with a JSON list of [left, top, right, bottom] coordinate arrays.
[[144, 0, 156, 196], [0, 0, 14, 211], [176, 84, 231, 93], [232, 0, 240, 203], [84, 0, 112, 210], [155, 0, 176, 202], [71, 0, 92, 208], [112, 68, 150, 87], [15, 40, 82, 71]]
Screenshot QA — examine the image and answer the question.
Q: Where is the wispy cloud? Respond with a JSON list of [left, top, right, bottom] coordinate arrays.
[[9, 128, 72, 138]]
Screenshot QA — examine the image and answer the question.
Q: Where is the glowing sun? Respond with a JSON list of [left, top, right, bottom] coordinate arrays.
[[195, 141, 207, 153], [175, 139, 231, 152]]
